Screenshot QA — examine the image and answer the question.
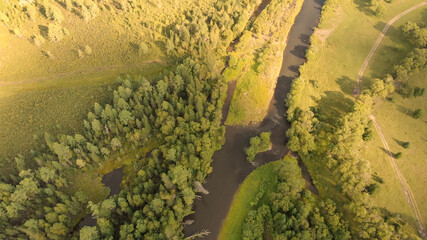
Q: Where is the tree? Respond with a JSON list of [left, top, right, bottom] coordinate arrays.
[[52, 143, 72, 166], [402, 141, 410, 149], [119, 110, 134, 126], [413, 109, 422, 119], [80, 226, 99, 240], [394, 152, 402, 159], [111, 138, 122, 150], [374, 4, 385, 17], [287, 110, 316, 154]]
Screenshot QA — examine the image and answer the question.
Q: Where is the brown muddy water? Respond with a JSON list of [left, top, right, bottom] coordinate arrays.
[[184, 0, 323, 239]]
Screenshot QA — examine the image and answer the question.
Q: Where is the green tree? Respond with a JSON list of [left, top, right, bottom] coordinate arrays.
[[80, 226, 99, 240], [413, 109, 422, 119]]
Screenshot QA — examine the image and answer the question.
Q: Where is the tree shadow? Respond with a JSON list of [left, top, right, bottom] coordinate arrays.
[[38, 25, 48, 38], [299, 34, 311, 44], [336, 76, 356, 96], [316, 91, 355, 125], [353, 0, 375, 16], [290, 45, 307, 59], [393, 138, 407, 148], [288, 65, 300, 74], [396, 105, 413, 117], [374, 21, 387, 33], [380, 147, 392, 156]]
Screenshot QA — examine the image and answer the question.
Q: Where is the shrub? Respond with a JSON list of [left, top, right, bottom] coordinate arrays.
[[402, 142, 410, 149], [374, 5, 385, 17], [413, 109, 422, 119], [365, 183, 379, 195], [394, 152, 402, 159]]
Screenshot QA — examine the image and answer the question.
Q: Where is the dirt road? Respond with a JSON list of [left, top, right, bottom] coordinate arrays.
[[355, 2, 427, 238]]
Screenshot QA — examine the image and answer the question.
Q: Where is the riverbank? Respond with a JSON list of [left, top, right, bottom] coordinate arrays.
[[184, 0, 323, 238]]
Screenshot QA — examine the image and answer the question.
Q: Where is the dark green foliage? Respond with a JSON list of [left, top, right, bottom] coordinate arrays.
[[286, 109, 316, 154], [394, 48, 427, 80], [401, 21, 427, 48], [394, 152, 402, 159], [413, 109, 422, 119], [364, 183, 379, 195], [242, 205, 271, 240], [402, 141, 410, 149], [362, 120, 374, 141], [241, 158, 352, 239], [413, 87, 425, 97], [373, 173, 385, 184], [245, 132, 272, 162]]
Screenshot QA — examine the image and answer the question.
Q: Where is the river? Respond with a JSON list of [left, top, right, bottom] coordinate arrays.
[[77, 167, 124, 229], [184, 0, 323, 239]]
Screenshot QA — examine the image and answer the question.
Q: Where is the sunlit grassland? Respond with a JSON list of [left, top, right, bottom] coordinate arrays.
[[0, 62, 165, 159], [225, 0, 304, 126], [219, 160, 278, 240], [292, 0, 425, 229], [0, 3, 172, 159], [295, 0, 425, 112], [365, 69, 427, 228], [359, 6, 426, 228]]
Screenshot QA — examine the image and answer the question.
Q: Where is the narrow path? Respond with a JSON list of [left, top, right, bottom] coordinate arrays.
[[355, 1, 427, 95], [354, 2, 427, 238], [370, 115, 426, 239], [0, 60, 164, 87]]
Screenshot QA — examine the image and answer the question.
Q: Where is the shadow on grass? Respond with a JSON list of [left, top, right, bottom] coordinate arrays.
[[380, 147, 393, 156], [374, 21, 387, 33], [336, 76, 356, 95], [393, 138, 408, 148], [317, 91, 354, 125], [422, 8, 427, 23], [353, 0, 375, 16], [396, 105, 413, 117], [38, 25, 48, 38]]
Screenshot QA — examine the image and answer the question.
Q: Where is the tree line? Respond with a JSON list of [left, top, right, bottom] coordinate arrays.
[[0, 0, 268, 239], [241, 158, 351, 239], [283, 0, 422, 238]]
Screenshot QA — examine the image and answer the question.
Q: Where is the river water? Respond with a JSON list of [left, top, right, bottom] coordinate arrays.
[[77, 167, 124, 229], [184, 0, 323, 239]]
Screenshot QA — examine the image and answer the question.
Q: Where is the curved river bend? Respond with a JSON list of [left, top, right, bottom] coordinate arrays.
[[184, 0, 323, 239]]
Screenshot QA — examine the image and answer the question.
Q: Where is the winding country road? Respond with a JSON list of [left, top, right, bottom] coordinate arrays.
[[355, 2, 427, 239]]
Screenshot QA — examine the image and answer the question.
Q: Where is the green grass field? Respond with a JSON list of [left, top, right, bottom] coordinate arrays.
[[360, 5, 427, 228], [363, 69, 427, 228], [225, 0, 304, 126], [291, 0, 426, 229], [219, 160, 278, 240], [0, 4, 169, 159]]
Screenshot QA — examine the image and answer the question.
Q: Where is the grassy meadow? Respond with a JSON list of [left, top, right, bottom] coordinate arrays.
[[0, 0, 175, 159], [290, 0, 426, 230], [224, 0, 304, 126], [356, 5, 427, 227]]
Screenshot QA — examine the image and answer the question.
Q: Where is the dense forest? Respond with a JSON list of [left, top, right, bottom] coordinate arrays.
[[0, 0, 259, 238], [241, 158, 352, 239], [0, 0, 309, 239], [0, 0, 425, 239]]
